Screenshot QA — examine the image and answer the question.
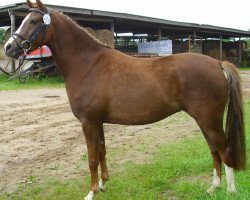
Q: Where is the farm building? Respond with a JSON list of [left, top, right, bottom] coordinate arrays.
[[1, 1, 250, 70]]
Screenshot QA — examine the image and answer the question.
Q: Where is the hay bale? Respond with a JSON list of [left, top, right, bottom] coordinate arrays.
[[203, 40, 226, 60], [84, 27, 97, 38], [96, 29, 114, 48]]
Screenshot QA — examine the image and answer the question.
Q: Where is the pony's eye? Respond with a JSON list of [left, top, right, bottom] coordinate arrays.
[[30, 20, 38, 25]]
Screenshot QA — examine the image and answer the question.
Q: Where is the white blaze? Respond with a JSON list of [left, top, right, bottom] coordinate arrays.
[[4, 13, 31, 50]]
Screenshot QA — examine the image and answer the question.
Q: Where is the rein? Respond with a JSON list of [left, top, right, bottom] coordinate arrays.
[[11, 7, 51, 58]]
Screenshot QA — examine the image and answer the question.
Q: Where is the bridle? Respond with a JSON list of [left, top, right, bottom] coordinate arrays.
[[11, 7, 52, 57]]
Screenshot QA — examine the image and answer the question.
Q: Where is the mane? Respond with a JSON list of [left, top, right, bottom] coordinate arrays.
[[55, 11, 109, 48]]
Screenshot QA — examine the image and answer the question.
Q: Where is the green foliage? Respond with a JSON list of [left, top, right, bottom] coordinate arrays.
[[0, 28, 5, 43], [239, 66, 250, 70]]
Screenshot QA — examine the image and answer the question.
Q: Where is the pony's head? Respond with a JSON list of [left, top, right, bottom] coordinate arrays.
[[4, 0, 53, 58]]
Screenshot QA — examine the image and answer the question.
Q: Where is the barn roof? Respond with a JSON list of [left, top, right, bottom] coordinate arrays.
[[0, 2, 250, 39]]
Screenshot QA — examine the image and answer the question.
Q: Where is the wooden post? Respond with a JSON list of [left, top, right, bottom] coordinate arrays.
[[110, 20, 115, 37], [188, 35, 191, 52], [10, 11, 16, 72], [158, 27, 161, 41], [239, 37, 242, 64], [219, 34, 223, 60], [193, 30, 196, 46], [171, 34, 174, 54], [132, 33, 135, 46], [110, 20, 115, 49]]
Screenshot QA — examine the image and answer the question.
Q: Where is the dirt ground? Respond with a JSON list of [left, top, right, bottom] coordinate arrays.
[[0, 70, 250, 193]]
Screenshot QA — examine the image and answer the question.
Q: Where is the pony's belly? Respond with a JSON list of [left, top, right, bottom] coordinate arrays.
[[105, 106, 180, 125]]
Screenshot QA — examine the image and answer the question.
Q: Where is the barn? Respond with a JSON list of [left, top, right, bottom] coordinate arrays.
[[1, 1, 250, 70]]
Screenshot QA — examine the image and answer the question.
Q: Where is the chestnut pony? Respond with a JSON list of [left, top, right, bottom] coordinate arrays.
[[4, 1, 246, 199]]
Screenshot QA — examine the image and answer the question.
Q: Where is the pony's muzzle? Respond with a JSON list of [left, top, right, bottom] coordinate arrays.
[[4, 43, 14, 57], [4, 42, 18, 58]]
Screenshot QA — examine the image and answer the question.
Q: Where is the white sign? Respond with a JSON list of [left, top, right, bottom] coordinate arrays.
[[138, 40, 172, 55]]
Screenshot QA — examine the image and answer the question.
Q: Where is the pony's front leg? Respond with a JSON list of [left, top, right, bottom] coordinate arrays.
[[99, 125, 109, 191], [82, 121, 101, 200]]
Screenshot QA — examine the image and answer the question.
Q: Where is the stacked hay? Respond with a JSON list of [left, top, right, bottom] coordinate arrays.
[[96, 29, 114, 48], [172, 40, 189, 54], [84, 27, 114, 48], [203, 40, 226, 60], [84, 27, 96, 38]]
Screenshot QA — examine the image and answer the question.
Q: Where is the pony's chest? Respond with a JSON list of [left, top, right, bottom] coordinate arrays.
[[67, 90, 106, 122]]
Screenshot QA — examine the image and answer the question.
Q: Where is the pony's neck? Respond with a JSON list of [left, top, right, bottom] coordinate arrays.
[[47, 11, 105, 81]]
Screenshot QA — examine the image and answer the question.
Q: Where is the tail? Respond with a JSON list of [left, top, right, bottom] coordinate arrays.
[[221, 61, 246, 170]]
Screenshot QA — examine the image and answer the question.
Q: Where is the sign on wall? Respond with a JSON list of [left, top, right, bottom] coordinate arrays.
[[138, 40, 172, 55]]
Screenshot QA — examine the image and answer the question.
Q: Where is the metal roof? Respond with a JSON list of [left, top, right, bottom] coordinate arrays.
[[1, 2, 250, 39]]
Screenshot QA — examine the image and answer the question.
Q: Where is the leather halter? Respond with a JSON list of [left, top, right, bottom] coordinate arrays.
[[11, 7, 51, 56]]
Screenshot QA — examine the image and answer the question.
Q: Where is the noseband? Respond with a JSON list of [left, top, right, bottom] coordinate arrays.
[[11, 7, 51, 55]]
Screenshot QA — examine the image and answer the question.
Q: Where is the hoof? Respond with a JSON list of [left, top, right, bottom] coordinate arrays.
[[227, 188, 237, 194], [206, 187, 215, 196], [84, 190, 95, 200], [206, 185, 221, 196], [99, 179, 106, 191]]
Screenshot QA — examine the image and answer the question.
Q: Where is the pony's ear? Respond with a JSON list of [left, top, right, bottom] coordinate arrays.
[[26, 0, 35, 8], [36, 0, 46, 10]]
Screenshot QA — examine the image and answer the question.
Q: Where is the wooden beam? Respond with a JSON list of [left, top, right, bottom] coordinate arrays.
[[193, 30, 196, 46], [219, 34, 223, 60], [239, 37, 242, 64], [72, 15, 113, 23], [110, 20, 115, 36], [188, 35, 191, 52], [158, 27, 161, 41], [10, 11, 16, 72]]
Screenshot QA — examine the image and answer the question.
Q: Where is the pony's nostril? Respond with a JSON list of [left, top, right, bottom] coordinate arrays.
[[5, 43, 12, 52]]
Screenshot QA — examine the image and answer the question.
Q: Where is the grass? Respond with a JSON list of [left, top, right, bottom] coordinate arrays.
[[240, 66, 250, 70], [0, 101, 249, 200], [0, 74, 64, 90]]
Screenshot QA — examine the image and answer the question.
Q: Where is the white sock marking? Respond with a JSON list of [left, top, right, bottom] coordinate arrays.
[[84, 190, 94, 200], [207, 168, 221, 195], [212, 169, 220, 187], [224, 164, 237, 193]]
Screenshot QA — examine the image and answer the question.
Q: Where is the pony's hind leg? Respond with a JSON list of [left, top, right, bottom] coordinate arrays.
[[197, 119, 237, 194], [224, 164, 237, 193], [191, 101, 237, 194], [207, 151, 222, 195], [201, 131, 222, 195], [204, 128, 237, 193]]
